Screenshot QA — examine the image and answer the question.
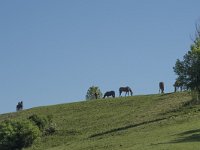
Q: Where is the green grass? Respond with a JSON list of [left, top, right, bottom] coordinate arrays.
[[1, 92, 200, 149]]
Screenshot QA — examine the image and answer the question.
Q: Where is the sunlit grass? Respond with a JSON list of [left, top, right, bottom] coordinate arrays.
[[1, 92, 200, 150]]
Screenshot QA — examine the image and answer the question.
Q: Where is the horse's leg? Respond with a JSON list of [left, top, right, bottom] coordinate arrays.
[[126, 91, 129, 96]]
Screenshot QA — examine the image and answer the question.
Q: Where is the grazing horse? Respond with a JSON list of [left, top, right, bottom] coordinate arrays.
[[174, 80, 189, 92], [173, 80, 183, 92], [16, 101, 23, 111], [119, 86, 133, 96], [103, 91, 115, 98], [159, 82, 164, 93]]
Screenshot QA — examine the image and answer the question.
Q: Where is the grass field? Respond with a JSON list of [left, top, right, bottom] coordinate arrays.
[[1, 92, 200, 150]]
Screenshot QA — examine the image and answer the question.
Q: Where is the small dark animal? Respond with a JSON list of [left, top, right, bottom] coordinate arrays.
[[159, 82, 164, 93], [119, 86, 133, 97], [103, 91, 115, 98], [173, 80, 183, 92], [16, 101, 23, 111], [94, 92, 98, 99]]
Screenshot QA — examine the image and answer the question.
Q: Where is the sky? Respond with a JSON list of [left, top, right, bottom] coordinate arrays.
[[0, 0, 200, 114]]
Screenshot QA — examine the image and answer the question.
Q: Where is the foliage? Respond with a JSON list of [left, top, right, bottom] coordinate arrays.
[[44, 123, 57, 136], [174, 23, 200, 100], [28, 114, 48, 132], [1, 93, 200, 149], [0, 120, 41, 150], [28, 114, 56, 135], [86, 86, 103, 100]]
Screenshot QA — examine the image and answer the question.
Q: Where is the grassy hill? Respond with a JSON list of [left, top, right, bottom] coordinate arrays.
[[1, 92, 200, 150]]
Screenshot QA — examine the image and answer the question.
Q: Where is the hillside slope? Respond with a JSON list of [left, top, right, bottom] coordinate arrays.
[[1, 92, 200, 150]]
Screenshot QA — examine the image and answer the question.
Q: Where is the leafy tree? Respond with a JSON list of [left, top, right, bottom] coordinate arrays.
[[86, 86, 103, 100], [173, 23, 200, 101], [0, 120, 41, 150]]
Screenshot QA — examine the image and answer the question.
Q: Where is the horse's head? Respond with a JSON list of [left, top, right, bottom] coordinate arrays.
[[130, 89, 133, 96]]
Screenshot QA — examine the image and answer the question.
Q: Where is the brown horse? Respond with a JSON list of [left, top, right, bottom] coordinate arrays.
[[159, 82, 164, 93], [119, 86, 133, 96], [103, 91, 115, 98]]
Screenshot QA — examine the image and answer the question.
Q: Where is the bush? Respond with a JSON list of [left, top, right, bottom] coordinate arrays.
[[44, 123, 57, 135], [28, 114, 48, 132], [0, 120, 41, 150], [28, 114, 56, 135]]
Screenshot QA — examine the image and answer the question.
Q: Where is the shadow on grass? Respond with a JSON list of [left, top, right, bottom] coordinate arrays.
[[159, 93, 174, 97], [154, 129, 200, 146], [89, 117, 168, 138], [171, 134, 200, 143], [56, 129, 81, 136], [170, 129, 200, 143], [178, 129, 200, 136]]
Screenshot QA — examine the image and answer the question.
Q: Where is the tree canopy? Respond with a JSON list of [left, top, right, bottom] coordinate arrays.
[[173, 23, 200, 100], [86, 86, 103, 100]]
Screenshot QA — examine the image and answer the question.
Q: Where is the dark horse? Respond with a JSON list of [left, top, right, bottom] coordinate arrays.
[[173, 80, 189, 92], [16, 101, 23, 111], [119, 86, 133, 96], [103, 91, 115, 98], [173, 80, 183, 92], [159, 82, 164, 93]]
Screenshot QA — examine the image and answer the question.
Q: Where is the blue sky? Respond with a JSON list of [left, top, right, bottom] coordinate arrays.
[[0, 0, 200, 114]]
